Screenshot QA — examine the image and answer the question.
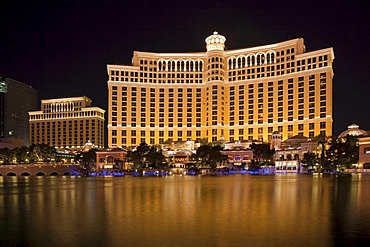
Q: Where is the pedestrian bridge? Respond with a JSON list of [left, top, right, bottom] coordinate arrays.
[[0, 164, 80, 176]]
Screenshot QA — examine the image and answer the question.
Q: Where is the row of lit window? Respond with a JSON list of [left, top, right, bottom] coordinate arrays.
[[112, 125, 326, 142]]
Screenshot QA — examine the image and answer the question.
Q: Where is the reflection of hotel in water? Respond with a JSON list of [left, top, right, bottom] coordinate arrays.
[[107, 32, 334, 149]]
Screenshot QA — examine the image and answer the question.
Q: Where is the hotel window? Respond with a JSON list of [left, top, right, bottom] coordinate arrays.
[[131, 138, 136, 145]]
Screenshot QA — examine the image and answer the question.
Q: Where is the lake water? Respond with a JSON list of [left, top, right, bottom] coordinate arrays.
[[1, 174, 370, 247]]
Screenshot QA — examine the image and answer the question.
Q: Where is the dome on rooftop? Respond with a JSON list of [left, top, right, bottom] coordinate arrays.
[[338, 124, 367, 139], [205, 31, 226, 51]]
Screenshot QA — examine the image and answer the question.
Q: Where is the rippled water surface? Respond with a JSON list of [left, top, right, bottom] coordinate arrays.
[[1, 174, 370, 247]]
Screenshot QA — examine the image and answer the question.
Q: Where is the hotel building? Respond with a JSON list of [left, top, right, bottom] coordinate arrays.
[[107, 32, 334, 149], [29, 96, 105, 150], [1, 77, 38, 147]]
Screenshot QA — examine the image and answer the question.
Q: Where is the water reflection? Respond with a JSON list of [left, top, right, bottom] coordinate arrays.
[[1, 175, 370, 246]]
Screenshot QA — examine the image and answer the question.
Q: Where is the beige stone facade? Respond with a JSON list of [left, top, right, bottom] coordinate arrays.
[[29, 96, 105, 150], [107, 32, 334, 149], [358, 135, 370, 169]]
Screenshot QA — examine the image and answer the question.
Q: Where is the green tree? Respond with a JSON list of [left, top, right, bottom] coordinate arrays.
[[196, 144, 227, 169], [76, 149, 97, 175], [130, 142, 151, 169], [208, 145, 228, 168], [250, 143, 275, 162], [0, 147, 14, 165], [147, 145, 166, 168], [301, 152, 318, 167], [312, 134, 332, 171], [29, 144, 57, 163], [327, 135, 359, 170], [13, 146, 30, 163], [199, 138, 209, 146]]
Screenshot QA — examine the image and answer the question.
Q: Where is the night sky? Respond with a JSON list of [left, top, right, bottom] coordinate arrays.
[[1, 0, 369, 136]]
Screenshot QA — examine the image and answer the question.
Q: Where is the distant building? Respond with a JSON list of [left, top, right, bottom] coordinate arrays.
[[96, 148, 127, 170], [107, 31, 334, 149], [358, 131, 370, 170], [222, 140, 254, 169], [0, 77, 38, 147], [29, 96, 105, 150], [274, 134, 320, 173], [338, 123, 367, 140], [337, 123, 369, 171]]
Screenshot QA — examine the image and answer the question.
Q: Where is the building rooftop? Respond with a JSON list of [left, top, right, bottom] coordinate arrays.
[[338, 124, 367, 139]]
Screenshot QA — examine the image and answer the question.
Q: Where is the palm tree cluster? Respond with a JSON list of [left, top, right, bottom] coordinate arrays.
[[0, 144, 58, 165]]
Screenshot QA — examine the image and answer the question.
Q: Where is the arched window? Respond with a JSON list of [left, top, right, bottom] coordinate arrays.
[[199, 60, 203, 71], [266, 51, 276, 64], [232, 58, 237, 69], [228, 58, 233, 69], [171, 61, 176, 72], [237, 57, 242, 68], [251, 56, 255, 66], [260, 53, 266, 64], [189, 60, 194, 71]]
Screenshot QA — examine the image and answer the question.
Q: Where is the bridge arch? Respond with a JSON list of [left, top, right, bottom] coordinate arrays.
[[35, 172, 46, 176], [20, 172, 31, 176], [50, 171, 59, 176], [63, 172, 71, 176], [6, 172, 17, 176]]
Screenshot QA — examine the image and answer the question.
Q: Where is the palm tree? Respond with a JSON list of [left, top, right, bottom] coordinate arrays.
[[312, 134, 332, 172]]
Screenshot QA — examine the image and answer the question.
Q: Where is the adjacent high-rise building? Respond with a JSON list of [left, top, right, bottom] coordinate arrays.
[[29, 96, 105, 150], [0, 77, 38, 147], [107, 32, 334, 149]]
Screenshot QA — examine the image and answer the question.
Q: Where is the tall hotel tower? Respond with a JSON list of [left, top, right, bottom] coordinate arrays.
[[107, 32, 334, 149]]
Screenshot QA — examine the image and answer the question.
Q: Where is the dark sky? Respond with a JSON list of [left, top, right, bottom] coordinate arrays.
[[1, 0, 369, 136]]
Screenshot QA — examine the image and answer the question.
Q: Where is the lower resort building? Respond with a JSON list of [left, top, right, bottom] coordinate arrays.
[[29, 96, 105, 150], [107, 32, 334, 149]]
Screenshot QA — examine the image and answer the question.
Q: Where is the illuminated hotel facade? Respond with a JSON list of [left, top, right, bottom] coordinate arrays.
[[107, 32, 334, 149], [29, 96, 105, 150]]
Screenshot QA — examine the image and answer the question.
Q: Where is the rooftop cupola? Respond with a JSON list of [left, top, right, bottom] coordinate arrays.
[[205, 31, 226, 51]]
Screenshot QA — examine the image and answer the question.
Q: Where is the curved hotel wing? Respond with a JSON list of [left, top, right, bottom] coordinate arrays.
[[107, 32, 334, 149]]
